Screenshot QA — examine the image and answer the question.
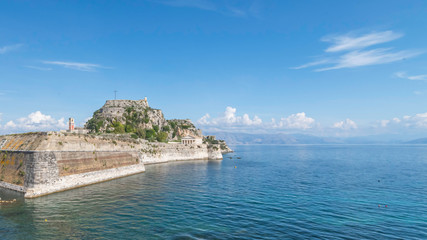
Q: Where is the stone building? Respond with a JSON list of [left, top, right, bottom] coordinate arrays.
[[181, 135, 203, 145]]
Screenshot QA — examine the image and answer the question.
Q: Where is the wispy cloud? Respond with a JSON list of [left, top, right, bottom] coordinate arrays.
[[153, 0, 260, 17], [42, 61, 106, 72], [25, 66, 52, 71], [322, 31, 403, 52], [293, 30, 423, 71], [395, 71, 427, 81], [0, 44, 23, 54], [316, 48, 420, 71], [290, 59, 330, 70], [154, 0, 216, 10]]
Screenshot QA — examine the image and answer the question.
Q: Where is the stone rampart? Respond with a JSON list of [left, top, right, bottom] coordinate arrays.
[[0, 132, 224, 198]]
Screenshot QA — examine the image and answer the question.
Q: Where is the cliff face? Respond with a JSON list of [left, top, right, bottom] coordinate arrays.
[[85, 99, 202, 141]]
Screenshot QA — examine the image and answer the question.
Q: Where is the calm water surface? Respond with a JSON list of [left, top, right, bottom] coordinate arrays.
[[0, 145, 426, 239]]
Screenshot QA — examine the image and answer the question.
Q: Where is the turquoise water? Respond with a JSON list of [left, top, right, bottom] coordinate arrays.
[[0, 145, 426, 239]]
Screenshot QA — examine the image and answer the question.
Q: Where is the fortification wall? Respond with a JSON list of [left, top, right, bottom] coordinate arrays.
[[56, 151, 139, 176], [0, 149, 144, 198], [141, 143, 208, 164], [0, 132, 223, 198], [24, 151, 145, 198], [0, 151, 28, 186]]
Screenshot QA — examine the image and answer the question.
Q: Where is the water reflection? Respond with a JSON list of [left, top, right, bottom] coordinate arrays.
[[0, 159, 221, 239], [0, 146, 426, 239]]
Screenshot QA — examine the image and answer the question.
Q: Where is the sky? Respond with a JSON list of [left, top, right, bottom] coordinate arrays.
[[1, 0, 427, 139]]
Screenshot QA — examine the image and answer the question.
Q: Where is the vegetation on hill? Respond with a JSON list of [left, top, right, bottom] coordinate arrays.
[[85, 102, 202, 143]]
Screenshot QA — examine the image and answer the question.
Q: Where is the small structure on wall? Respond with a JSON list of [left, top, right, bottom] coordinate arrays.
[[65, 117, 89, 134], [69, 118, 75, 131]]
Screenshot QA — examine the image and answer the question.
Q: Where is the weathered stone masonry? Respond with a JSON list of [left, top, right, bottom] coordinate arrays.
[[0, 132, 224, 198]]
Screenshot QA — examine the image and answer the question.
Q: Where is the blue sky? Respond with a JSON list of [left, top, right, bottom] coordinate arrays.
[[1, 0, 427, 138]]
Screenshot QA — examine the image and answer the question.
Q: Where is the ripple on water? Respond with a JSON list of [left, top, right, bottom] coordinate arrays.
[[0, 145, 427, 239]]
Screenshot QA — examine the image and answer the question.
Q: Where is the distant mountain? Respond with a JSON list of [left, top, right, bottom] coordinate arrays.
[[207, 132, 414, 145], [206, 132, 342, 145], [404, 138, 427, 144]]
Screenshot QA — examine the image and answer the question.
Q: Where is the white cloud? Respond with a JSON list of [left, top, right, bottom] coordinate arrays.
[[380, 120, 390, 127], [1, 111, 67, 133], [0, 44, 23, 54], [402, 112, 427, 128], [274, 112, 315, 130], [322, 31, 403, 52], [198, 108, 317, 132], [316, 48, 420, 71], [293, 30, 422, 71], [4, 121, 16, 128], [395, 71, 427, 81], [198, 106, 262, 127], [25, 66, 52, 71], [376, 113, 427, 130], [333, 118, 357, 130], [42, 61, 106, 72]]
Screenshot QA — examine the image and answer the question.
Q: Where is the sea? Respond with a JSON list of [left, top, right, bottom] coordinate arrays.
[[0, 145, 426, 239]]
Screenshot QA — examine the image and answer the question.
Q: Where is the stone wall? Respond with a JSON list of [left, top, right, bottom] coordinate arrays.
[[0, 151, 27, 186], [56, 151, 139, 176], [0, 132, 223, 198], [140, 142, 222, 164]]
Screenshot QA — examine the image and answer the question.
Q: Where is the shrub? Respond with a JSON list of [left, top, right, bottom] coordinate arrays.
[[156, 131, 168, 142], [153, 125, 159, 132], [135, 128, 146, 139], [125, 124, 134, 133], [162, 126, 170, 132], [112, 121, 125, 134], [145, 129, 156, 140]]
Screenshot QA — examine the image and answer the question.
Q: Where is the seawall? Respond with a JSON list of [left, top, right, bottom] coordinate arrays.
[[0, 132, 223, 198]]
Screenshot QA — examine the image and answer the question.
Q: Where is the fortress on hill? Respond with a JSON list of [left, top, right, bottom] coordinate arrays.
[[0, 99, 231, 198]]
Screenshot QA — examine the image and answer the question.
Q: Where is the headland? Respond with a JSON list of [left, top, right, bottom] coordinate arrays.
[[0, 99, 231, 198]]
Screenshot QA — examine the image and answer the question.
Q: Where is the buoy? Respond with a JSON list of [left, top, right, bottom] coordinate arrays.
[[385, 205, 388, 208], [378, 204, 381, 208], [45, 219, 47, 222], [234, 166, 237, 168]]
